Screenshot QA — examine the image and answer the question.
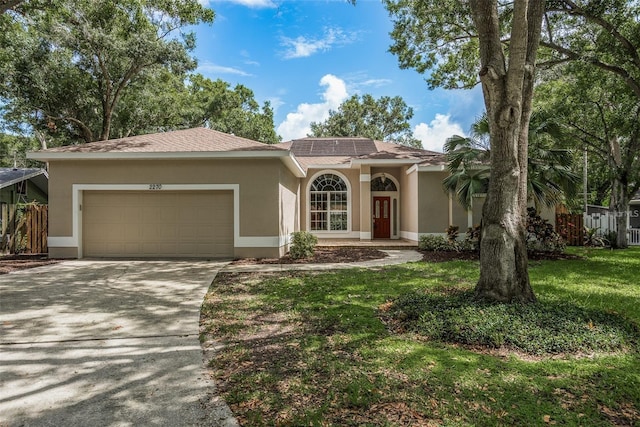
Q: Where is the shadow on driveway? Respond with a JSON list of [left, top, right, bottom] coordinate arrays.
[[0, 260, 237, 426]]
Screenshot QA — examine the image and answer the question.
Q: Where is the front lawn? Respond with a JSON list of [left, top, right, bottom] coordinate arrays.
[[200, 248, 640, 426]]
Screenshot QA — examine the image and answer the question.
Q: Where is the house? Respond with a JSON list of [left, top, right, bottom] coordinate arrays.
[[0, 167, 49, 250], [631, 191, 640, 229], [27, 128, 483, 259]]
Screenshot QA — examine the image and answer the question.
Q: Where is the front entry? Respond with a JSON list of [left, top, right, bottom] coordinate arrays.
[[373, 196, 390, 238]]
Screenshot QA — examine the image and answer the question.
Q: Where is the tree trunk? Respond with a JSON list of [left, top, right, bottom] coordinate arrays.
[[610, 177, 629, 249], [475, 117, 535, 303], [471, 0, 543, 303]]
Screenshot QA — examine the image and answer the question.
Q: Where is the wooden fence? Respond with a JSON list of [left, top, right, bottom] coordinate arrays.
[[556, 213, 583, 246], [1, 204, 48, 254], [24, 204, 48, 254]]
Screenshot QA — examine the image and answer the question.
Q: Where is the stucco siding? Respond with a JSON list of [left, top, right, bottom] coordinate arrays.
[[279, 163, 300, 252], [47, 159, 284, 257], [418, 171, 449, 233], [400, 167, 418, 237]]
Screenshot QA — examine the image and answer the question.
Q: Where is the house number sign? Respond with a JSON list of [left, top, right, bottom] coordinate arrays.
[[149, 184, 163, 190]]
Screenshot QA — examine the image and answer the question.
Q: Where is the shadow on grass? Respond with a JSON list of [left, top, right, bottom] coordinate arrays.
[[202, 262, 640, 426]]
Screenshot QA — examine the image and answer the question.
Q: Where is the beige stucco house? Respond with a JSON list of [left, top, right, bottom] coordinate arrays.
[[28, 127, 483, 259]]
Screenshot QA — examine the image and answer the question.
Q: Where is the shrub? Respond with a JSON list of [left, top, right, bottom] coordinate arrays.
[[445, 225, 459, 243], [464, 225, 482, 252], [418, 234, 457, 251], [386, 288, 640, 355], [583, 227, 608, 247], [526, 208, 566, 253], [288, 231, 318, 259]]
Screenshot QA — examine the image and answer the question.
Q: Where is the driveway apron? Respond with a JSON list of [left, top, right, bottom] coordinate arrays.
[[0, 260, 235, 426]]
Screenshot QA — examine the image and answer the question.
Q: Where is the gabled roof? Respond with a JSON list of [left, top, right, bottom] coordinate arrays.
[[27, 128, 305, 177], [0, 168, 49, 194], [278, 137, 447, 170], [33, 128, 285, 154]]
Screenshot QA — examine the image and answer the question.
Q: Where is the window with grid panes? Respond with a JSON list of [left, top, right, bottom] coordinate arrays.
[[310, 174, 348, 231]]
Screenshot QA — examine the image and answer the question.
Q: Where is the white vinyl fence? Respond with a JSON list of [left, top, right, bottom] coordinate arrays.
[[584, 212, 640, 246]]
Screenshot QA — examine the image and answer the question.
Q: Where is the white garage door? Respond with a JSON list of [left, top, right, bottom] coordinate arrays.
[[82, 191, 234, 258]]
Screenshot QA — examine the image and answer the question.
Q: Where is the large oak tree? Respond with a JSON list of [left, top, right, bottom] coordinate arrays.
[[1, 0, 214, 144], [386, 0, 546, 302]]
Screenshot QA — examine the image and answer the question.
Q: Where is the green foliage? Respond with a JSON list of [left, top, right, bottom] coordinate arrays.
[[202, 248, 640, 426], [418, 234, 456, 251], [583, 227, 609, 248], [525, 208, 566, 253], [0, 133, 40, 167], [445, 225, 459, 242], [443, 113, 580, 211], [309, 94, 421, 147], [0, 0, 214, 143], [184, 75, 280, 144], [388, 287, 639, 355], [288, 231, 318, 259]]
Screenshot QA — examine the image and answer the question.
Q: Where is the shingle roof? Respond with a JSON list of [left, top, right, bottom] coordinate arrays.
[[40, 128, 286, 153], [0, 168, 49, 194]]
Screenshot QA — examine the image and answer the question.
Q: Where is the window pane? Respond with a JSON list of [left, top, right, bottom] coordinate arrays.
[[330, 212, 347, 230], [310, 212, 327, 231], [330, 192, 347, 211], [310, 192, 327, 211]]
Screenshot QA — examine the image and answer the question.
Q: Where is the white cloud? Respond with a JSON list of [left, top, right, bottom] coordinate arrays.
[[281, 28, 358, 59], [414, 114, 465, 152], [277, 74, 349, 141], [359, 78, 393, 88], [201, 0, 276, 8], [197, 62, 252, 77]]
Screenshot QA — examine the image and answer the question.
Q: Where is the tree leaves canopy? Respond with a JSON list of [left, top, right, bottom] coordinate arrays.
[[0, 0, 214, 143], [309, 94, 421, 147]]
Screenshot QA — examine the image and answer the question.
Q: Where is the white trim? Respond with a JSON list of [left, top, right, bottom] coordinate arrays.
[[306, 163, 352, 169], [47, 237, 76, 247], [28, 150, 289, 161], [400, 230, 419, 241], [28, 150, 306, 179], [46, 183, 287, 257], [406, 164, 419, 175], [306, 170, 352, 234], [360, 173, 371, 182], [360, 232, 372, 240], [351, 159, 423, 166], [416, 164, 447, 172], [313, 231, 360, 239]]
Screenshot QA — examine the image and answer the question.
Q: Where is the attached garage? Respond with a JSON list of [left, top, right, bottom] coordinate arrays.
[[81, 190, 234, 258]]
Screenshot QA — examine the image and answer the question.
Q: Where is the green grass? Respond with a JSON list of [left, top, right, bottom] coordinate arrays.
[[201, 248, 640, 426]]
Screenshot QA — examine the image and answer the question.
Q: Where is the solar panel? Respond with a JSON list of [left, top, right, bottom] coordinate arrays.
[[290, 138, 377, 157]]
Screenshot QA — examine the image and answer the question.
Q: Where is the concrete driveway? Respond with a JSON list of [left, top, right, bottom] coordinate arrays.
[[0, 260, 237, 427]]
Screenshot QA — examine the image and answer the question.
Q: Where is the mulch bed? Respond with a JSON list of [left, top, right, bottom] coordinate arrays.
[[230, 247, 387, 265], [420, 250, 583, 263], [0, 254, 61, 274]]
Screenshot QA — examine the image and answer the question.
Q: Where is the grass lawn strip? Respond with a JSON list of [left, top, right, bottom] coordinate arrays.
[[200, 248, 640, 426]]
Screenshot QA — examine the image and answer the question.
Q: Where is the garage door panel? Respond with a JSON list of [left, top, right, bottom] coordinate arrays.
[[83, 191, 234, 258]]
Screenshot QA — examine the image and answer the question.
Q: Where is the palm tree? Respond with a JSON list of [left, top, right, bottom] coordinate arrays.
[[443, 113, 580, 211]]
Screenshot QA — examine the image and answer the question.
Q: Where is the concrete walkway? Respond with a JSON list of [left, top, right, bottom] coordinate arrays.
[[0, 260, 238, 427], [221, 249, 423, 273]]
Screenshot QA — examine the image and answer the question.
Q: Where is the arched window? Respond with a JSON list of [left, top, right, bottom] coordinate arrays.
[[310, 173, 348, 231], [371, 176, 398, 192]]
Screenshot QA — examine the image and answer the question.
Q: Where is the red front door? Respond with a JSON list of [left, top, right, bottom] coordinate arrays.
[[373, 196, 391, 238]]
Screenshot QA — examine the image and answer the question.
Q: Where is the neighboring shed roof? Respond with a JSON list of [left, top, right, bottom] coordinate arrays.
[[0, 168, 49, 195]]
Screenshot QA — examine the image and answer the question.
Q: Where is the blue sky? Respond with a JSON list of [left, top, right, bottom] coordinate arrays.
[[192, 0, 485, 151]]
